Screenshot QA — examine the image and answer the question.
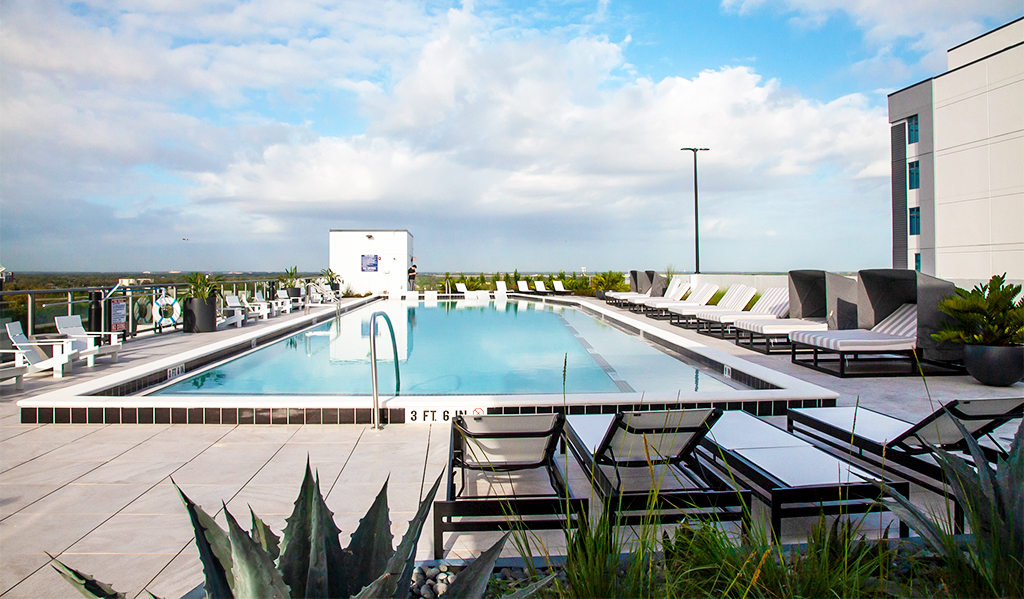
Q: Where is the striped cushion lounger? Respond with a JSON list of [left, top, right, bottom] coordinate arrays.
[[788, 303, 929, 377], [668, 284, 756, 328], [696, 287, 789, 339], [627, 276, 688, 312], [733, 317, 828, 354]]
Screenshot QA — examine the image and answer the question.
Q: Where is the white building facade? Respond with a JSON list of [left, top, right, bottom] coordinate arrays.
[[889, 18, 1023, 287], [328, 230, 413, 295]]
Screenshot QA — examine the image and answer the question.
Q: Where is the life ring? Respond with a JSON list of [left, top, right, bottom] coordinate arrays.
[[133, 296, 154, 324], [153, 296, 181, 327]]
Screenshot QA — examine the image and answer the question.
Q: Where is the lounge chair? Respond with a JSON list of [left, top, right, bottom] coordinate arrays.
[[0, 356, 28, 389], [516, 280, 534, 293], [4, 322, 76, 379], [533, 281, 554, 295], [221, 295, 255, 328], [455, 282, 469, 296], [697, 410, 910, 540], [54, 315, 121, 366], [733, 318, 828, 354], [552, 281, 572, 295], [240, 295, 272, 320], [274, 290, 294, 314], [696, 287, 789, 338], [628, 276, 689, 312], [640, 282, 716, 319], [432, 413, 587, 559], [565, 410, 750, 527], [668, 285, 755, 328], [495, 281, 509, 294], [787, 398, 1024, 502], [789, 303, 927, 377]]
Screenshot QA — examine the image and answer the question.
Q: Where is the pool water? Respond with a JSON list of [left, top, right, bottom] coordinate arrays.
[[154, 300, 737, 396]]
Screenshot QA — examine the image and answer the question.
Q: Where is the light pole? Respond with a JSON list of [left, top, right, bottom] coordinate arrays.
[[681, 147, 709, 274]]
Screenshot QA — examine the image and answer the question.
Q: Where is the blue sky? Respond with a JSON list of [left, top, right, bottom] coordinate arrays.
[[1, 0, 1021, 273]]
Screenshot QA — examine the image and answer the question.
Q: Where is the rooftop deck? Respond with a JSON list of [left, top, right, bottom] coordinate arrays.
[[2, 296, 1021, 598]]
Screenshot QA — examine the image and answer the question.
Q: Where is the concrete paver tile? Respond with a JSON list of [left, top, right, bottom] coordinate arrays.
[[143, 546, 205, 599], [74, 459, 185, 485], [0, 459, 108, 486], [67, 513, 194, 554], [0, 483, 65, 517], [7, 483, 153, 516]]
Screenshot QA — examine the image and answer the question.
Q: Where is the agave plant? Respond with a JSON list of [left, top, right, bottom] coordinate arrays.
[[51, 461, 550, 599], [880, 416, 1023, 597]]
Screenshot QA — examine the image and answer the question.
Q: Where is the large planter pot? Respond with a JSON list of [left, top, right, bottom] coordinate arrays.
[[595, 290, 606, 300], [183, 297, 218, 333], [964, 344, 1024, 386], [287, 287, 302, 298], [330, 282, 340, 291]]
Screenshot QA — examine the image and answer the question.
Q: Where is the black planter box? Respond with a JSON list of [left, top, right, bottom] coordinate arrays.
[[183, 297, 218, 333]]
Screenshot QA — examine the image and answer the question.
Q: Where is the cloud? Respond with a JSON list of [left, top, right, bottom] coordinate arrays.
[[721, 0, 1022, 76], [2, 0, 894, 272]]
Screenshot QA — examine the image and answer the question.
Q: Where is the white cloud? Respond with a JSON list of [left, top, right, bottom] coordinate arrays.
[[722, 0, 1022, 75], [2, 0, 895, 272]]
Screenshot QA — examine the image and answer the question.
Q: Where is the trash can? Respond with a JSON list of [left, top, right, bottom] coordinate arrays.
[[88, 291, 104, 333]]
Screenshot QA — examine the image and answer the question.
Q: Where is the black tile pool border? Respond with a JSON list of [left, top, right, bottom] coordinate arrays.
[[19, 296, 836, 425]]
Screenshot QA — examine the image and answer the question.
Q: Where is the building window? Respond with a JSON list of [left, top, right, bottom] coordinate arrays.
[[909, 207, 921, 236], [907, 115, 919, 144], [908, 161, 920, 190], [915, 253, 921, 272]]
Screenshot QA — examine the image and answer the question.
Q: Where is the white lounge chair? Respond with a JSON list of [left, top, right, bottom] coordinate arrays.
[[424, 290, 438, 306], [641, 282, 717, 318], [4, 322, 76, 378], [733, 317, 827, 354], [495, 281, 509, 294], [0, 357, 28, 389], [455, 283, 469, 295], [630, 276, 690, 311], [54, 315, 121, 366], [551, 280, 572, 295], [789, 303, 920, 377], [533, 281, 554, 295], [668, 284, 755, 328], [240, 295, 272, 320], [221, 295, 254, 328], [271, 290, 293, 314], [516, 280, 534, 293], [696, 287, 790, 338]]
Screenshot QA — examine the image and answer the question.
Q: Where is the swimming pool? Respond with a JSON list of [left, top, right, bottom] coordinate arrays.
[[154, 299, 738, 396]]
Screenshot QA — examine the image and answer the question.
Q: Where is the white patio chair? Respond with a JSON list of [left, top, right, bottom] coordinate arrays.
[[54, 315, 121, 366], [4, 322, 76, 378]]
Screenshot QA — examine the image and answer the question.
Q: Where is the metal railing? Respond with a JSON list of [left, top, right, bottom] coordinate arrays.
[[0, 278, 304, 339], [368, 311, 400, 430]]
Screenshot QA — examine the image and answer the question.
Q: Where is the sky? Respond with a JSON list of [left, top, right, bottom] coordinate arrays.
[[1, 0, 1021, 274]]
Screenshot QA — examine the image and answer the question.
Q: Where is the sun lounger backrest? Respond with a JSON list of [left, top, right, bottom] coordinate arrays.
[[596, 409, 721, 467], [5, 322, 50, 365], [552, 281, 566, 292], [684, 283, 719, 306], [225, 295, 243, 309], [718, 285, 757, 310], [496, 281, 508, 293], [277, 290, 290, 300], [517, 281, 531, 292], [664, 277, 691, 301], [455, 414, 563, 469], [535, 281, 548, 292], [748, 288, 789, 316], [870, 303, 917, 337], [54, 315, 92, 352], [456, 283, 468, 293], [895, 398, 1024, 450]]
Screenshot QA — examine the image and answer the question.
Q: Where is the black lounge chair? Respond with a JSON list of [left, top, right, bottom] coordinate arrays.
[[697, 410, 910, 540], [787, 398, 1024, 527], [432, 413, 587, 558], [564, 409, 750, 528]]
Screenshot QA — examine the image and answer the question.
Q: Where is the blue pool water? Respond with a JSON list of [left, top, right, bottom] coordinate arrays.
[[154, 300, 736, 396]]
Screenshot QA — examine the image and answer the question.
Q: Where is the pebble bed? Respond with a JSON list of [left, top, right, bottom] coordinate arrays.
[[409, 564, 538, 598]]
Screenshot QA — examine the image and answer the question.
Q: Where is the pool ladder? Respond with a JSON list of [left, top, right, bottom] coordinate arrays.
[[369, 311, 400, 430]]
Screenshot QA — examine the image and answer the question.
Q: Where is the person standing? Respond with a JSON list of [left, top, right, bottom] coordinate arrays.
[[407, 263, 417, 290]]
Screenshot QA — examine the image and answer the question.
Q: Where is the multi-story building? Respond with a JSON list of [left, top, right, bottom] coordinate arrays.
[[889, 17, 1023, 287]]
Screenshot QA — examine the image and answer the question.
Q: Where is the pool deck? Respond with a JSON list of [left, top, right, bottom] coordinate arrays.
[[2, 296, 1021, 598]]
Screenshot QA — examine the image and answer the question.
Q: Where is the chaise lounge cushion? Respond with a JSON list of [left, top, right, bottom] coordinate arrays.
[[734, 318, 827, 334]]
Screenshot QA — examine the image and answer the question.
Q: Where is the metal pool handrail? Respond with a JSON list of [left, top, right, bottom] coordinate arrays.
[[369, 311, 400, 430]]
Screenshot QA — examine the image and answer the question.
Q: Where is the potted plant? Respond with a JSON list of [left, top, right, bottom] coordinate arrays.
[[279, 265, 303, 300], [933, 273, 1024, 386], [182, 272, 223, 333], [320, 268, 342, 291]]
